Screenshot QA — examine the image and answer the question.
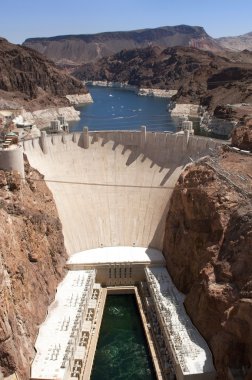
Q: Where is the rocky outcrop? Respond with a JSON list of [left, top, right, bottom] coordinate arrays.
[[85, 80, 137, 91], [163, 154, 252, 378], [137, 88, 177, 97], [73, 46, 252, 112], [22, 106, 81, 128], [0, 161, 67, 379], [232, 122, 252, 151], [23, 25, 221, 66], [0, 37, 88, 111], [207, 117, 237, 138], [65, 93, 93, 105]]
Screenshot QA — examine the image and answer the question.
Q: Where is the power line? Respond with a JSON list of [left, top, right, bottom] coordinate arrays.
[[26, 177, 173, 190], [24, 176, 227, 191]]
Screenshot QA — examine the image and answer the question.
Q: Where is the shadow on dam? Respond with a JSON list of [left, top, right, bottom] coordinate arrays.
[[23, 130, 219, 255]]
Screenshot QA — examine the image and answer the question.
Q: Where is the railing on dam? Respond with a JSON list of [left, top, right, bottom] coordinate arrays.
[[22, 127, 222, 161]]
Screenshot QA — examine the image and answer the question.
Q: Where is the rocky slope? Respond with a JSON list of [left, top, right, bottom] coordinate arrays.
[[163, 151, 252, 379], [217, 32, 252, 52], [232, 118, 252, 151], [74, 46, 252, 112], [0, 160, 67, 379], [23, 25, 221, 66], [0, 37, 87, 111]]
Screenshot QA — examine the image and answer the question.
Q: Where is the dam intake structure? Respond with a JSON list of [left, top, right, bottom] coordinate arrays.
[[23, 127, 220, 255]]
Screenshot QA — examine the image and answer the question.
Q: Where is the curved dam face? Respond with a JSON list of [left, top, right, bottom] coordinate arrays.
[[24, 130, 218, 255]]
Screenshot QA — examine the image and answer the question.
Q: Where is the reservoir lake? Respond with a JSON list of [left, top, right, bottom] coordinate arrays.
[[71, 86, 177, 132]]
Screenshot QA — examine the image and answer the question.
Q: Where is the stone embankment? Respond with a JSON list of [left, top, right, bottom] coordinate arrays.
[[170, 103, 239, 138], [22, 106, 80, 129], [137, 88, 178, 98], [20, 93, 93, 129], [84, 80, 137, 91], [163, 151, 252, 378], [0, 161, 67, 379], [169, 103, 201, 118], [85, 81, 178, 99], [66, 93, 93, 105]]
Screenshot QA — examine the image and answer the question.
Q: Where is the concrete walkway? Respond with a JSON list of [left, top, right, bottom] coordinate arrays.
[[81, 288, 107, 379]]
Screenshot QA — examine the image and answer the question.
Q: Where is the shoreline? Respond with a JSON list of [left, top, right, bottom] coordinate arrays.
[[83, 82, 231, 138], [84, 80, 177, 98], [22, 106, 81, 129], [18, 87, 236, 139], [18, 93, 94, 129]]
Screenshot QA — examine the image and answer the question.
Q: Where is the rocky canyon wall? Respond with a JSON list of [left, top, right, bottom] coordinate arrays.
[[163, 153, 252, 379], [0, 160, 67, 379]]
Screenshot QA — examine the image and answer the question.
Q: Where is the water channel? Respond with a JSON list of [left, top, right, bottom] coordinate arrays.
[[71, 86, 176, 132], [91, 294, 156, 380]]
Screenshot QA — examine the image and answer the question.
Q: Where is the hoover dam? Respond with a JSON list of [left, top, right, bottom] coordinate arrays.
[[20, 127, 219, 379], [24, 128, 218, 255]]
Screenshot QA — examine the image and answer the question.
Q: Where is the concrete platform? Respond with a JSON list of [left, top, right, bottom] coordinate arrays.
[[67, 246, 165, 268], [67, 246, 166, 285], [145, 267, 216, 379]]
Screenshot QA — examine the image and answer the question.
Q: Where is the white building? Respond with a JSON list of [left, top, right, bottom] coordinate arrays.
[[145, 267, 216, 380], [30, 269, 101, 380]]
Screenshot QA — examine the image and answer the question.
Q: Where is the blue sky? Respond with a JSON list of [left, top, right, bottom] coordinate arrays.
[[1, 0, 252, 44]]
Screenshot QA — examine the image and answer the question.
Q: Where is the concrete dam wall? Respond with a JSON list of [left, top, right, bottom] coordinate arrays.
[[24, 130, 219, 255]]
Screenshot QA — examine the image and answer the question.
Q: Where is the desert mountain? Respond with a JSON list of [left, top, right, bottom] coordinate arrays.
[[217, 31, 252, 52], [73, 46, 252, 112], [0, 37, 87, 110], [23, 25, 222, 66]]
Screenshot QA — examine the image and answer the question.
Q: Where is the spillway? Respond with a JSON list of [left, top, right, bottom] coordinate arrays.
[[24, 129, 218, 255]]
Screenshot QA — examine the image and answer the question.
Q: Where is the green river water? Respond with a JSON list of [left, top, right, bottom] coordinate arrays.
[[91, 294, 156, 380]]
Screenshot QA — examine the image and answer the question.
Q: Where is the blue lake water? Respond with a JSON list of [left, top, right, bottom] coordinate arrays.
[[71, 86, 177, 132]]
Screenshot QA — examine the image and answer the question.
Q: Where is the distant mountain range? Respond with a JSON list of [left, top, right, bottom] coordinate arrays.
[[23, 25, 223, 66], [23, 25, 252, 68], [2, 24, 251, 114], [217, 32, 252, 52], [73, 46, 252, 112]]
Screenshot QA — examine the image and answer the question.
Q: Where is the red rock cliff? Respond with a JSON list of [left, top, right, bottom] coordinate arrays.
[[0, 37, 87, 111], [232, 120, 252, 152], [163, 153, 252, 379], [0, 160, 67, 379]]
